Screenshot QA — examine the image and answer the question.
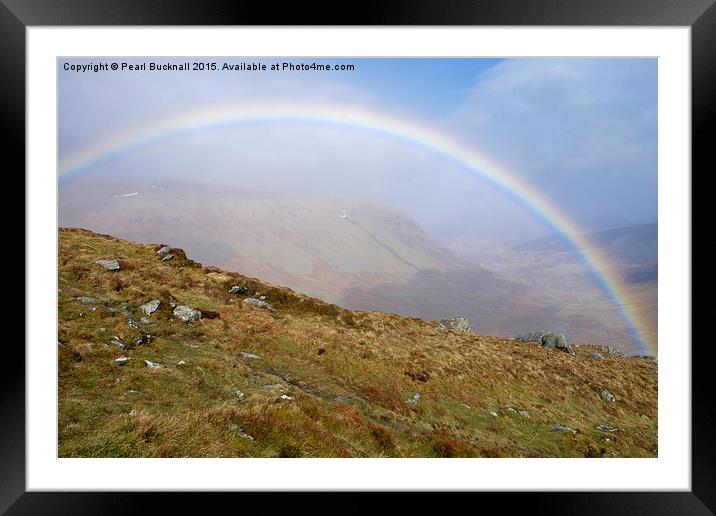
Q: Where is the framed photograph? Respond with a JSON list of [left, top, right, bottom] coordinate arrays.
[[7, 0, 709, 511]]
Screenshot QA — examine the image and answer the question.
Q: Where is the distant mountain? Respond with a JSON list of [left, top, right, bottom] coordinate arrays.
[[58, 179, 648, 351], [514, 223, 657, 285]]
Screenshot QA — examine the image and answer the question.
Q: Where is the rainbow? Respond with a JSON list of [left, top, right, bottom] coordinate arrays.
[[58, 102, 656, 355]]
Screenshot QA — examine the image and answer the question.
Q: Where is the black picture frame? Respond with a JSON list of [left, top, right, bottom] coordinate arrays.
[[5, 0, 708, 513]]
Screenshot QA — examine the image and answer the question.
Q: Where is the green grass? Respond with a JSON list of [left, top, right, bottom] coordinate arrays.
[[57, 228, 658, 458]]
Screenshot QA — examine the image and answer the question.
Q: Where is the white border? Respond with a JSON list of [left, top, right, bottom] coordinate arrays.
[[27, 27, 691, 491]]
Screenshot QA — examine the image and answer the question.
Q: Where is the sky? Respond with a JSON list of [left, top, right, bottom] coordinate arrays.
[[58, 57, 657, 244]]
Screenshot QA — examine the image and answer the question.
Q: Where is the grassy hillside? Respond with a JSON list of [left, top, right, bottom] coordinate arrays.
[[58, 228, 657, 458]]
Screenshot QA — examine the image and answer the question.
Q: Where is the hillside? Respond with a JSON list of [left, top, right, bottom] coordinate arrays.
[[58, 179, 641, 350], [57, 228, 657, 458]]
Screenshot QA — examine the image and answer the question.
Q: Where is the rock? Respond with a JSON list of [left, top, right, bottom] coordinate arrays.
[[335, 396, 352, 403], [177, 360, 186, 367], [140, 299, 161, 316], [243, 298, 274, 310], [156, 245, 171, 257], [259, 295, 267, 300], [601, 389, 616, 402], [518, 410, 530, 419], [173, 305, 202, 323], [516, 331, 573, 354], [229, 285, 252, 296], [489, 411, 498, 417], [77, 296, 95, 304], [144, 359, 163, 369], [113, 356, 131, 366], [140, 317, 154, 325], [405, 370, 430, 382], [437, 316, 471, 333], [96, 259, 120, 271], [161, 254, 174, 262], [551, 425, 577, 434], [277, 394, 293, 401], [588, 352, 605, 360], [406, 393, 421, 404], [109, 336, 125, 349], [127, 318, 139, 329], [233, 389, 245, 399], [240, 352, 261, 360], [57, 340, 64, 348], [596, 424, 621, 432]]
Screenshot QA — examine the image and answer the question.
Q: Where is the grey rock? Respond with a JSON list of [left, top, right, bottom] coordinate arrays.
[[177, 360, 186, 367], [406, 393, 421, 404], [516, 331, 573, 354], [77, 296, 95, 304], [551, 425, 577, 434], [161, 254, 174, 262], [233, 389, 246, 399], [127, 318, 139, 329], [140, 299, 161, 316], [243, 298, 274, 310], [277, 394, 294, 401], [156, 245, 171, 257], [596, 424, 621, 432], [335, 396, 352, 403], [489, 411, 498, 417], [240, 352, 262, 360], [601, 389, 616, 402], [588, 352, 605, 360], [229, 285, 252, 296], [144, 359, 164, 369], [437, 315, 472, 333], [173, 305, 202, 323], [518, 410, 530, 419], [113, 356, 131, 366], [140, 316, 154, 325], [96, 259, 120, 271], [110, 336, 125, 349]]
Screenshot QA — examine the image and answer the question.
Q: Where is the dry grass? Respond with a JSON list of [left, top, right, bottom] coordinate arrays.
[[58, 228, 658, 458]]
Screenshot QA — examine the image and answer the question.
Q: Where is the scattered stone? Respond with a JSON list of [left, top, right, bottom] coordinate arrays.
[[506, 407, 518, 413], [518, 410, 530, 419], [551, 425, 577, 434], [229, 425, 255, 442], [99, 327, 107, 332], [437, 315, 471, 333], [277, 394, 293, 401], [173, 305, 202, 323], [601, 389, 616, 402], [596, 424, 621, 432], [96, 259, 120, 271], [334, 396, 352, 403], [127, 318, 139, 329], [156, 245, 171, 257], [240, 352, 261, 360], [243, 298, 274, 311], [129, 409, 137, 417], [109, 336, 125, 349], [405, 370, 430, 382], [140, 317, 154, 325], [406, 393, 421, 404], [140, 299, 161, 316], [489, 411, 498, 417], [113, 356, 131, 366], [229, 285, 252, 296], [161, 254, 174, 262], [177, 360, 186, 367], [144, 359, 164, 369], [259, 295, 267, 300], [233, 389, 246, 399], [588, 352, 605, 360], [77, 296, 95, 304]]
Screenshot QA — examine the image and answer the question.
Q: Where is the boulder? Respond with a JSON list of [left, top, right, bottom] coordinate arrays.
[[516, 330, 573, 354], [406, 393, 421, 404], [173, 305, 202, 323], [588, 352, 605, 360], [601, 389, 616, 402], [140, 299, 161, 316], [161, 254, 174, 262], [240, 351, 261, 360], [156, 245, 171, 257], [437, 316, 471, 333], [96, 259, 120, 271], [243, 298, 274, 311], [229, 285, 252, 296]]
